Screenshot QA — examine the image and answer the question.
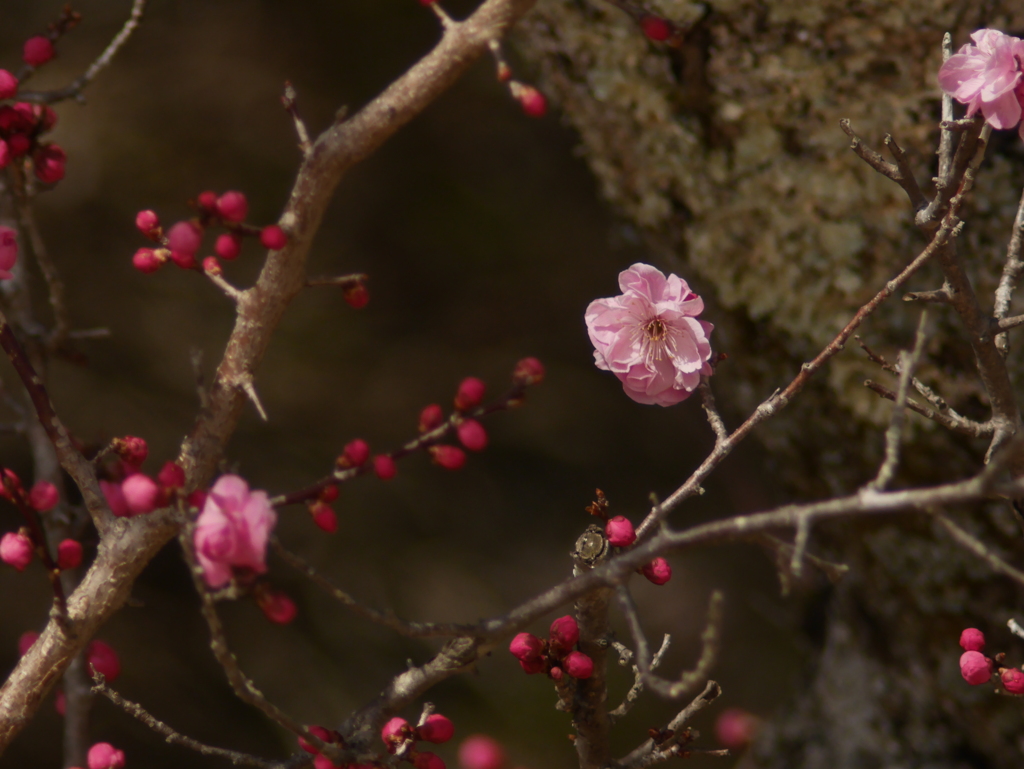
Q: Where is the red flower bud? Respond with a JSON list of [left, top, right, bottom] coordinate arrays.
[[158, 461, 186, 489], [23, 37, 54, 67], [311, 502, 338, 533], [512, 357, 545, 386], [641, 557, 672, 585], [343, 283, 369, 309], [28, 481, 58, 512], [509, 632, 544, 662], [430, 445, 466, 471], [455, 377, 486, 411], [564, 650, 593, 679], [416, 713, 454, 744], [259, 590, 298, 624], [57, 539, 83, 570], [419, 404, 445, 432], [548, 615, 579, 655], [215, 233, 243, 260], [260, 224, 288, 250], [132, 248, 165, 274], [339, 438, 370, 468], [959, 627, 985, 652], [135, 210, 161, 238], [374, 455, 397, 480], [456, 420, 488, 452], [516, 85, 547, 117], [1002, 668, 1024, 694], [216, 191, 248, 223], [605, 515, 636, 547], [382, 717, 413, 752], [960, 650, 992, 685], [86, 640, 121, 682]]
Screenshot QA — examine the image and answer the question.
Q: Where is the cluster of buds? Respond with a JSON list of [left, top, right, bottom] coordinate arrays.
[[0, 470, 83, 573], [132, 190, 289, 275], [382, 712, 454, 769], [585, 491, 672, 586], [0, 34, 66, 184], [509, 615, 594, 680], [421, 376, 490, 472], [95, 436, 186, 518], [958, 627, 1024, 693]]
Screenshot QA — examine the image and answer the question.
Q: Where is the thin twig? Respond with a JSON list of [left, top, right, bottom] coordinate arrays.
[[863, 380, 992, 439], [933, 513, 1024, 588], [994, 186, 1024, 355], [839, 121, 925, 209], [305, 273, 367, 288], [903, 288, 952, 304], [609, 635, 671, 720], [618, 680, 723, 769], [92, 677, 283, 769], [698, 379, 728, 445], [856, 336, 952, 414], [206, 271, 245, 302], [18, 0, 147, 105], [281, 82, 312, 157], [868, 310, 930, 491]]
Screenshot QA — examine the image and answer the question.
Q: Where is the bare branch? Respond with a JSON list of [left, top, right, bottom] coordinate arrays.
[[864, 380, 992, 439], [609, 635, 671, 720], [933, 514, 1024, 589], [994, 186, 1024, 355], [618, 680, 723, 769], [839, 121, 925, 209]]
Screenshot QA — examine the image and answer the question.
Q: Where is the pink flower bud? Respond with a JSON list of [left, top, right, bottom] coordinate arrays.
[[512, 357, 544, 386], [548, 664, 563, 680], [121, 474, 160, 516], [202, 256, 222, 275], [374, 455, 397, 480], [0, 70, 18, 100], [516, 85, 547, 117], [640, 15, 672, 42], [116, 436, 149, 468], [458, 735, 506, 769], [18, 631, 39, 656], [641, 557, 672, 585], [1, 532, 32, 571], [455, 377, 486, 411], [339, 438, 370, 468], [23, 37, 55, 67], [215, 233, 242, 260], [132, 248, 164, 274], [33, 143, 66, 184], [169, 250, 195, 270], [413, 752, 446, 769], [57, 539, 83, 570], [260, 224, 288, 250], [100, 479, 130, 517], [960, 650, 992, 685], [167, 220, 203, 257], [417, 713, 455, 744], [87, 640, 121, 682], [564, 651, 593, 679], [419, 404, 445, 432], [1002, 668, 1024, 694], [259, 590, 298, 624], [0, 226, 17, 279], [430, 445, 466, 471], [509, 632, 544, 662], [311, 502, 338, 533], [87, 741, 125, 769], [343, 283, 369, 309], [299, 724, 333, 754], [157, 461, 186, 489], [382, 717, 413, 752], [456, 420, 488, 452], [714, 708, 760, 749], [135, 210, 161, 238], [605, 516, 636, 547], [548, 615, 579, 655], [28, 480, 58, 512], [518, 656, 546, 674], [197, 190, 218, 212], [216, 191, 248, 222], [959, 627, 985, 652]]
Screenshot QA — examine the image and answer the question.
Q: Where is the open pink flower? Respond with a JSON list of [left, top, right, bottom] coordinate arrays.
[[938, 29, 1024, 137], [194, 475, 276, 588], [586, 263, 713, 406]]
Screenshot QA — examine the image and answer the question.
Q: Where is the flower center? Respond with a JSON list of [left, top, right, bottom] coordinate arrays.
[[644, 318, 667, 341]]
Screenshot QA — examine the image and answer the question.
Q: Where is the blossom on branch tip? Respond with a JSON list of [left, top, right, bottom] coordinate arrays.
[[938, 29, 1024, 137], [959, 627, 985, 652], [23, 37, 54, 67], [417, 713, 455, 744], [202, 256, 222, 275], [0, 226, 17, 280], [194, 475, 277, 588], [509, 632, 544, 663], [135, 210, 160, 239], [514, 84, 547, 117], [458, 735, 506, 769], [0, 532, 32, 571], [960, 650, 992, 685], [87, 742, 125, 769], [605, 515, 636, 547], [115, 435, 149, 468], [57, 539, 83, 570], [586, 263, 713, 406]]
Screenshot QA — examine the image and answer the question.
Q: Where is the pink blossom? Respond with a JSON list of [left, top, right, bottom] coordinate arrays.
[[960, 650, 992, 685], [0, 532, 32, 571], [32, 143, 66, 184], [87, 742, 125, 769], [382, 717, 413, 752], [938, 29, 1024, 137], [135, 210, 160, 238], [586, 263, 713, 406], [215, 233, 242, 260], [413, 752, 446, 769], [0, 226, 18, 279], [458, 735, 507, 769], [193, 475, 276, 588], [417, 713, 455, 744], [959, 627, 985, 652]]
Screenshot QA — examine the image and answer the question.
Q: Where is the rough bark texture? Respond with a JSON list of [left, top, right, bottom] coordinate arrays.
[[516, 1, 1024, 765]]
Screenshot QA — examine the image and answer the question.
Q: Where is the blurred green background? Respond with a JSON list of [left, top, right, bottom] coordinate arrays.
[[0, 2, 806, 767]]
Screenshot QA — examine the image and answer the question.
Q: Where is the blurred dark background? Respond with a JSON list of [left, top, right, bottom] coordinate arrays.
[[0, 2, 804, 767]]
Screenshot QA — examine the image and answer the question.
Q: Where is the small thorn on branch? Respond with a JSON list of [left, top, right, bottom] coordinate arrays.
[[281, 81, 312, 156], [235, 375, 268, 421]]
